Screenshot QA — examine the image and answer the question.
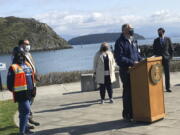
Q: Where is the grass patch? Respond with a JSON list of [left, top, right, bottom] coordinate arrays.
[[0, 100, 18, 135]]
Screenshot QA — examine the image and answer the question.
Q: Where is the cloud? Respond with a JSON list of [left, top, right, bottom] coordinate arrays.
[[150, 10, 180, 24], [34, 10, 180, 38]]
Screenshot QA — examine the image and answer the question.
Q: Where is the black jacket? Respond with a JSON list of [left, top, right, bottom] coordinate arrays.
[[153, 37, 174, 60]]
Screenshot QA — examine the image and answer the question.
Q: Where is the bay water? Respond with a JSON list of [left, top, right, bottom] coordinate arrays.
[[1, 37, 180, 84]]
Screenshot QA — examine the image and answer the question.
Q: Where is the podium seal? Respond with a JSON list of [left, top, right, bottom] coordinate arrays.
[[150, 63, 162, 84]]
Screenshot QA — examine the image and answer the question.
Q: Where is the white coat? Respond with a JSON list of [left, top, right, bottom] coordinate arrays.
[[93, 51, 116, 84]]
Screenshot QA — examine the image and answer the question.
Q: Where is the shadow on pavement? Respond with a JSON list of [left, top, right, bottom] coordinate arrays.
[[35, 104, 96, 113], [63, 91, 82, 95], [175, 84, 180, 86], [35, 97, 122, 114], [60, 96, 122, 107], [35, 119, 150, 135]]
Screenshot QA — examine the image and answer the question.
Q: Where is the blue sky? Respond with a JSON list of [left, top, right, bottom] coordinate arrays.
[[0, 0, 180, 39]]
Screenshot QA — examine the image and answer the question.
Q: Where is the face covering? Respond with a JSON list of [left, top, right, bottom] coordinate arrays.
[[101, 46, 108, 52], [15, 54, 25, 64], [24, 45, 31, 52], [158, 33, 163, 37], [129, 29, 134, 36]]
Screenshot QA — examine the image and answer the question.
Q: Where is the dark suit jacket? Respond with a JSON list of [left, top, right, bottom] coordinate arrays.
[[153, 37, 174, 60]]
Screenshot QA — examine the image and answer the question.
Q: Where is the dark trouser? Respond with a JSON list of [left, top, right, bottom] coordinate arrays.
[[18, 100, 31, 133], [162, 59, 170, 90], [99, 75, 113, 100], [119, 70, 133, 119]]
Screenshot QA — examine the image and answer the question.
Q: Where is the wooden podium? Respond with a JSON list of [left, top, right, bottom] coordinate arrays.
[[129, 57, 165, 122]]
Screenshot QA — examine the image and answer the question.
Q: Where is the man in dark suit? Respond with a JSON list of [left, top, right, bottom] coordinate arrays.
[[153, 28, 174, 92], [114, 24, 142, 120]]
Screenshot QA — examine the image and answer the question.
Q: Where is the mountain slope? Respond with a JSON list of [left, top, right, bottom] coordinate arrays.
[[0, 16, 71, 54]]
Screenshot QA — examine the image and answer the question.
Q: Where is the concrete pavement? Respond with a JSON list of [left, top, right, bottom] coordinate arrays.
[[1, 72, 180, 135], [31, 84, 180, 135]]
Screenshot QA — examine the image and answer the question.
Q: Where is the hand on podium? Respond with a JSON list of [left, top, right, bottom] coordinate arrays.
[[134, 61, 139, 66]]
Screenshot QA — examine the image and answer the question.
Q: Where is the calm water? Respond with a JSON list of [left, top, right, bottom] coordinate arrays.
[[1, 37, 180, 84]]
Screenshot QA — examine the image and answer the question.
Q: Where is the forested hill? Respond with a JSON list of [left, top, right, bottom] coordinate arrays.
[[68, 33, 145, 45], [0, 16, 71, 54]]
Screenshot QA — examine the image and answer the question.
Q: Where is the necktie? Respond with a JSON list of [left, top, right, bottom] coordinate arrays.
[[160, 38, 164, 45]]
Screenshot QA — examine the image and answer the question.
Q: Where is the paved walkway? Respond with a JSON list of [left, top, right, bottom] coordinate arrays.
[[1, 72, 180, 135], [31, 85, 180, 135]]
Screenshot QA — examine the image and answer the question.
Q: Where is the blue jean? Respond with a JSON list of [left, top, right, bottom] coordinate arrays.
[[18, 100, 30, 133]]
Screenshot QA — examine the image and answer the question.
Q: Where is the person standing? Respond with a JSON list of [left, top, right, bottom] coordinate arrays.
[[153, 28, 174, 92], [94, 42, 116, 104], [114, 24, 142, 120], [13, 39, 40, 128], [7, 49, 36, 135]]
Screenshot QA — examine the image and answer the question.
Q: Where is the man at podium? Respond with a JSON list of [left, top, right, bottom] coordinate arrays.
[[114, 24, 142, 120]]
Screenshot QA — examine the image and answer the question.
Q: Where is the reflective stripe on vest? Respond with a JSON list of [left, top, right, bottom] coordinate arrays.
[[11, 62, 35, 92]]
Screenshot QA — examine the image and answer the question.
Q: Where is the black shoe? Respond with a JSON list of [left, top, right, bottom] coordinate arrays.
[[27, 124, 35, 129], [166, 89, 172, 92], [25, 129, 35, 135], [122, 113, 133, 122], [123, 116, 133, 122], [29, 119, 40, 126]]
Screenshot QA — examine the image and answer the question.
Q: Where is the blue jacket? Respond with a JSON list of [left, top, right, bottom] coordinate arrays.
[[114, 34, 142, 70]]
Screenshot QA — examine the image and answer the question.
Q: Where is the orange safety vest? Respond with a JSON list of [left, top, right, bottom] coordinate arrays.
[[11, 62, 36, 92]]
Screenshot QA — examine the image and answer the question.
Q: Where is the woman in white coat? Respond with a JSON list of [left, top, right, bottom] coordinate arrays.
[[93, 42, 116, 104]]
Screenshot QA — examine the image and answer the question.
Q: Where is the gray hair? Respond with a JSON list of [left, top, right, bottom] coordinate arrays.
[[122, 24, 129, 32]]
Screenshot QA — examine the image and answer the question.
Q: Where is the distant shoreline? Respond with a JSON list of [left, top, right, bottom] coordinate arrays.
[[0, 46, 72, 55], [68, 32, 145, 45]]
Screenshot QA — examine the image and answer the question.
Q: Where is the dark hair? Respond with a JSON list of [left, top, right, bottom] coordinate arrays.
[[158, 28, 165, 33], [18, 40, 24, 46], [12, 47, 25, 64], [12, 47, 19, 56]]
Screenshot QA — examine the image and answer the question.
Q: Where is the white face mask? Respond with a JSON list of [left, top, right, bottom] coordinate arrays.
[[25, 45, 31, 52]]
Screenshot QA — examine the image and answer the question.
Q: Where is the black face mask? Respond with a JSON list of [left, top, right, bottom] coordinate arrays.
[[158, 33, 163, 37], [129, 29, 134, 36], [17, 56, 25, 64], [14, 54, 25, 64], [101, 46, 108, 52]]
